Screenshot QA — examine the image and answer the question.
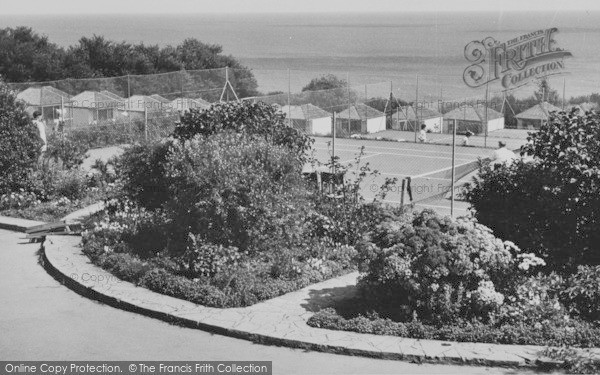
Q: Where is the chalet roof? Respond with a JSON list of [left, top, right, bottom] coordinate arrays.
[[127, 95, 163, 112], [396, 106, 442, 121], [515, 102, 562, 120], [100, 90, 126, 101], [567, 102, 597, 113], [280, 104, 331, 120], [70, 91, 125, 108], [444, 104, 504, 122], [150, 94, 172, 104], [336, 103, 384, 120], [16, 86, 71, 106]]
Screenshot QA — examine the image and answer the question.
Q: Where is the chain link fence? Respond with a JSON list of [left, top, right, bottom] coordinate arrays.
[[8, 67, 599, 148]]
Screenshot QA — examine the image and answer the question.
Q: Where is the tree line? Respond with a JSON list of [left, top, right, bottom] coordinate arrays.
[[0, 26, 258, 99]]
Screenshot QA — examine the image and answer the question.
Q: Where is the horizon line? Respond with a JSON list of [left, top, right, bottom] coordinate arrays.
[[2, 9, 599, 15]]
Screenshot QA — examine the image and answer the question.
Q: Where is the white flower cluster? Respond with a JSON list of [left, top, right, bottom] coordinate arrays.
[[307, 257, 330, 274], [93, 219, 130, 234], [0, 189, 41, 209], [503, 240, 521, 253], [56, 196, 72, 207], [517, 253, 546, 271], [472, 280, 505, 307]]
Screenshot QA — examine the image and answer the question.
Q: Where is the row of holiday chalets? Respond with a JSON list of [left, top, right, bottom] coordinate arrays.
[[16, 85, 597, 136]]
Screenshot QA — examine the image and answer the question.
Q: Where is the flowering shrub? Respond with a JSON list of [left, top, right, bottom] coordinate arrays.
[[466, 110, 600, 272], [81, 208, 356, 308], [564, 266, 600, 321], [182, 233, 244, 278], [517, 252, 546, 271], [53, 169, 89, 200], [82, 198, 159, 258], [498, 273, 567, 326], [355, 210, 540, 323], [470, 280, 505, 317], [0, 189, 41, 210]]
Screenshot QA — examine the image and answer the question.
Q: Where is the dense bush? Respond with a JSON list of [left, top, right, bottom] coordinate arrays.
[[354, 210, 542, 323], [117, 140, 172, 210], [174, 101, 313, 164], [305, 208, 600, 349], [0, 80, 41, 195], [564, 266, 600, 321], [181, 233, 243, 278], [120, 101, 314, 213], [498, 273, 567, 326], [44, 132, 88, 169], [162, 132, 312, 253], [466, 109, 600, 271]]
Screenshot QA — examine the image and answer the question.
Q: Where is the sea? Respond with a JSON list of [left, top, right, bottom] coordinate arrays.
[[1, 11, 600, 101]]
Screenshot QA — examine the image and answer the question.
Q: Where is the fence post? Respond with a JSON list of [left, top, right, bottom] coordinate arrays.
[[288, 68, 291, 127], [144, 107, 148, 141], [332, 112, 336, 174], [414, 74, 419, 142], [127, 74, 132, 133], [347, 72, 351, 135], [562, 77, 566, 110], [450, 109, 457, 217], [484, 75, 489, 148], [60, 97, 64, 133]]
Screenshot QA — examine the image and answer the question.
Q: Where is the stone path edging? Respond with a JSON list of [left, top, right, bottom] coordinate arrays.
[[0, 216, 45, 232], [40, 234, 590, 369], [0, 200, 103, 233]]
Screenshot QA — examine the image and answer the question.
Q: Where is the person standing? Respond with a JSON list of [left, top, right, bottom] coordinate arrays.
[[492, 140, 516, 165], [32, 111, 47, 162], [462, 131, 473, 146], [418, 123, 427, 143]]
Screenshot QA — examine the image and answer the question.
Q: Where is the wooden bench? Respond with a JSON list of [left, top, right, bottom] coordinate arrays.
[[25, 221, 83, 242]]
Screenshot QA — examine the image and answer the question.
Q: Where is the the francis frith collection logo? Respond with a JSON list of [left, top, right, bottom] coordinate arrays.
[[463, 28, 572, 90]]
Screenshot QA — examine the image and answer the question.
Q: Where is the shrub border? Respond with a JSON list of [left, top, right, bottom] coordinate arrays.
[[38, 234, 585, 370]]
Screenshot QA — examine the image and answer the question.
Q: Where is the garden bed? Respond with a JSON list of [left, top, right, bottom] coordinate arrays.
[[0, 188, 109, 223], [303, 208, 600, 353], [76, 101, 395, 308], [308, 307, 600, 348]]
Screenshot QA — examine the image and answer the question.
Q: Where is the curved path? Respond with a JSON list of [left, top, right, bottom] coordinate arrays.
[[0, 229, 541, 374]]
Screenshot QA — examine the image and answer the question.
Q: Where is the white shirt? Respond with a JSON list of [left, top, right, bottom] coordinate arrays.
[[418, 129, 427, 142], [492, 147, 516, 165], [34, 119, 47, 152]]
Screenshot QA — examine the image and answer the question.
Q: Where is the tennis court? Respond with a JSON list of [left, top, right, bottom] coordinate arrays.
[[307, 136, 495, 214]]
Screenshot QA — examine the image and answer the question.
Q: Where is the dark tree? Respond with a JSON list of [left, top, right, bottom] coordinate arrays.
[[0, 27, 66, 82], [1, 27, 259, 98], [0, 79, 42, 194]]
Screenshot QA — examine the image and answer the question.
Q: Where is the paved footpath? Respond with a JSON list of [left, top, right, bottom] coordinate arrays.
[[1, 229, 541, 374], [40, 233, 596, 371]]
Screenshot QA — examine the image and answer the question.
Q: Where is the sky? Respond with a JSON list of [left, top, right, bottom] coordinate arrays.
[[2, 0, 600, 14]]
